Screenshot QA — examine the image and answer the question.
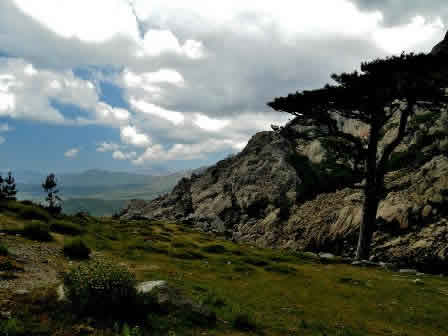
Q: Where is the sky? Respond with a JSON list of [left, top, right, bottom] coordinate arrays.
[[0, 0, 446, 174]]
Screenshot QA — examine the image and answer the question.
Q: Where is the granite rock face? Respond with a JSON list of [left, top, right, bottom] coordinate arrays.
[[123, 131, 301, 235], [122, 52, 448, 272], [431, 31, 448, 56]]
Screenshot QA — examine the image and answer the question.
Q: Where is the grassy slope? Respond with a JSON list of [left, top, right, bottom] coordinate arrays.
[[1, 201, 448, 335], [61, 198, 127, 216]]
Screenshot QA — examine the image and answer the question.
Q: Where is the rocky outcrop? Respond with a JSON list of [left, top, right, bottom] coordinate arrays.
[[122, 71, 448, 273], [431, 31, 448, 56], [258, 155, 448, 272], [123, 131, 301, 234]]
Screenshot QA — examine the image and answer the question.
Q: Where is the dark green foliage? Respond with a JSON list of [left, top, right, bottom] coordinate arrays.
[[242, 256, 270, 267], [170, 250, 205, 260], [201, 292, 226, 308], [268, 52, 448, 259], [63, 239, 91, 259], [202, 244, 227, 254], [0, 243, 8, 256], [50, 220, 83, 235], [288, 153, 359, 199], [23, 222, 53, 242], [264, 264, 296, 274], [18, 205, 51, 222], [0, 258, 15, 271], [63, 260, 137, 316], [387, 148, 426, 171], [42, 173, 62, 214], [232, 312, 257, 331], [0, 172, 17, 201], [0, 318, 25, 336]]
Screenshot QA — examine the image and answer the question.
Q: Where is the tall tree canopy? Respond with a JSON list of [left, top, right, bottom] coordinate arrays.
[[268, 53, 448, 259]]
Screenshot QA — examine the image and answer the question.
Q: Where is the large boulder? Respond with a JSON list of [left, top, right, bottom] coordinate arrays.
[[122, 131, 301, 234]]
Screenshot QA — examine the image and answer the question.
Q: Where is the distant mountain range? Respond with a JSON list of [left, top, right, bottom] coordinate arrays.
[[13, 168, 205, 216]]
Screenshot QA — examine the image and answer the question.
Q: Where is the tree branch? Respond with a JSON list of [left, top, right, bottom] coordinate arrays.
[[376, 101, 413, 177]]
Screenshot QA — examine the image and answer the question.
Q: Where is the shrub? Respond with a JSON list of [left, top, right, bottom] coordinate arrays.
[[0, 257, 15, 271], [50, 220, 83, 235], [232, 312, 256, 331], [242, 256, 270, 267], [63, 260, 137, 316], [264, 264, 296, 274], [202, 244, 227, 254], [0, 318, 25, 336], [19, 206, 51, 222], [0, 243, 8, 256], [63, 239, 91, 259], [23, 222, 53, 242]]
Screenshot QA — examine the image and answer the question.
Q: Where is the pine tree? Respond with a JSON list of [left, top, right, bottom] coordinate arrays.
[[268, 52, 448, 259], [42, 173, 62, 214], [0, 175, 5, 200], [2, 172, 17, 201]]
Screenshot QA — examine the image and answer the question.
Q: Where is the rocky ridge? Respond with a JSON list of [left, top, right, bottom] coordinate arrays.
[[122, 37, 448, 272]]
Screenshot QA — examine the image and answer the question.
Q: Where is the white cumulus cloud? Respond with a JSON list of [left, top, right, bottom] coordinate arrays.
[[112, 150, 137, 160], [64, 148, 79, 158], [96, 142, 121, 152], [120, 125, 151, 147]]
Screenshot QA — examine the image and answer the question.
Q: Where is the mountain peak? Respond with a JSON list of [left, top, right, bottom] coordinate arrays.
[[430, 30, 448, 56]]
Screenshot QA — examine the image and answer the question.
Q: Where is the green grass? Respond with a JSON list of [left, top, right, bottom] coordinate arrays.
[[0, 243, 8, 256], [1, 201, 448, 335], [50, 219, 84, 235]]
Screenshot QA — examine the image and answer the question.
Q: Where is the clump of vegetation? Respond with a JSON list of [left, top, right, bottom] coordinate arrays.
[[201, 292, 226, 308], [232, 311, 257, 331], [63, 260, 138, 316], [50, 220, 83, 235], [0, 318, 25, 336], [202, 244, 227, 254], [18, 205, 51, 222], [242, 256, 270, 267], [0, 172, 18, 201], [170, 249, 205, 260], [264, 264, 296, 274], [63, 239, 91, 259], [0, 257, 15, 271], [23, 222, 53, 242], [0, 243, 9, 256], [42, 173, 62, 214]]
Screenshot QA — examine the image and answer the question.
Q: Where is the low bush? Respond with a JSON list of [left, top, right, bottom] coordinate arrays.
[[202, 244, 227, 254], [23, 222, 53, 242], [232, 311, 257, 331], [18, 206, 51, 222], [63, 239, 91, 259], [0, 257, 15, 271], [264, 264, 296, 274], [0, 318, 25, 336], [0, 243, 9, 256], [63, 260, 138, 316], [242, 256, 270, 267], [170, 249, 205, 260], [50, 220, 83, 235]]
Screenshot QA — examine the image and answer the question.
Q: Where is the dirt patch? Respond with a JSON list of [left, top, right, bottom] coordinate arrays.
[[0, 235, 65, 296]]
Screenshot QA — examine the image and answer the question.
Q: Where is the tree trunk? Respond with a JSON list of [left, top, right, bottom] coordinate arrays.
[[355, 188, 380, 260], [356, 121, 380, 260]]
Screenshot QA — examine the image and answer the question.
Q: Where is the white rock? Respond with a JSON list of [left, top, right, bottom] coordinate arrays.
[[136, 280, 167, 294], [319, 253, 336, 260], [57, 284, 66, 301]]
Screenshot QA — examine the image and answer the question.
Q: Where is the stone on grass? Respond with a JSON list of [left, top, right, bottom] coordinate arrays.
[[413, 279, 424, 285], [57, 284, 66, 301], [399, 269, 417, 274], [136, 280, 167, 294], [14, 289, 29, 295]]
